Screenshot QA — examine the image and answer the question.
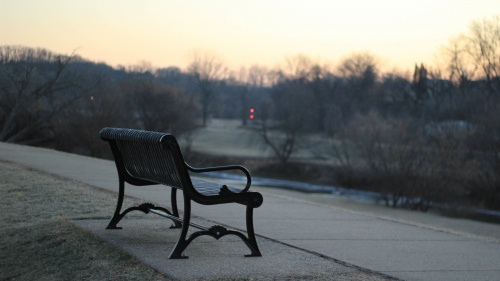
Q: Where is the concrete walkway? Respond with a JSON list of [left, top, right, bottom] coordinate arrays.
[[2, 142, 500, 281]]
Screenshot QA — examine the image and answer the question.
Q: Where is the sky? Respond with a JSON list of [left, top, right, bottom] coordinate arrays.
[[1, 0, 500, 72]]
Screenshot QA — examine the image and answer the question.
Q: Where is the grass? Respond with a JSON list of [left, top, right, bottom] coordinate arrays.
[[0, 160, 171, 281]]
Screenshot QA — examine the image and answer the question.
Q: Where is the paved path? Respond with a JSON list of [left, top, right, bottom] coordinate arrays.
[[2, 142, 500, 281]]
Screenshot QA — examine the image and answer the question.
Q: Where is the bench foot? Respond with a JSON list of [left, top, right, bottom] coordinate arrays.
[[169, 253, 189, 259], [106, 223, 122, 230], [106, 212, 125, 229], [106, 226, 122, 230]]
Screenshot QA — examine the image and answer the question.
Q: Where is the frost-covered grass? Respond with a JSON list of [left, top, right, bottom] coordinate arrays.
[[0, 160, 171, 281]]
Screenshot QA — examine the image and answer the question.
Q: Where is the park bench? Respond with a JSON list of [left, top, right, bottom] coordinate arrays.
[[100, 127, 263, 259]]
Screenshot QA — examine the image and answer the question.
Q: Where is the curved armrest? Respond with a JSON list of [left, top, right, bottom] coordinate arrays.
[[185, 163, 252, 192]]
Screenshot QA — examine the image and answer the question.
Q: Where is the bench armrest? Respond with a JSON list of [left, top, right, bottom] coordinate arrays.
[[185, 163, 252, 192]]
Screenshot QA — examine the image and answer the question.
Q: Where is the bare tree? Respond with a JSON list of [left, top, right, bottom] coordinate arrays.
[[247, 65, 269, 87], [187, 50, 226, 127], [233, 65, 269, 126], [338, 52, 379, 84], [469, 100, 500, 209], [275, 55, 340, 132], [120, 77, 198, 134], [377, 72, 413, 118], [258, 55, 324, 163], [439, 16, 500, 96], [260, 82, 314, 163], [337, 51, 379, 120], [465, 15, 500, 94], [340, 112, 467, 210], [127, 60, 155, 74], [55, 86, 126, 157], [0, 46, 101, 144], [278, 54, 314, 81], [443, 36, 478, 91]]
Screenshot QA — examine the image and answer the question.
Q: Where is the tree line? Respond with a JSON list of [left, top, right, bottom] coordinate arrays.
[[1, 15, 499, 212]]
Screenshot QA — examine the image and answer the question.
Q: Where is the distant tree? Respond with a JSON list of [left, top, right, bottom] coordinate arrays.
[[260, 81, 314, 163], [247, 65, 269, 87], [0, 46, 101, 144], [468, 100, 500, 209], [412, 64, 428, 100], [337, 52, 379, 119], [257, 55, 320, 163], [53, 67, 199, 157], [466, 15, 500, 94], [339, 112, 467, 210], [155, 66, 188, 87], [442, 36, 477, 92], [410, 63, 431, 119], [127, 60, 155, 74], [441, 16, 500, 95], [187, 50, 227, 126], [234, 65, 269, 126], [120, 76, 198, 134], [274, 55, 339, 132], [377, 72, 413, 118], [54, 85, 125, 157]]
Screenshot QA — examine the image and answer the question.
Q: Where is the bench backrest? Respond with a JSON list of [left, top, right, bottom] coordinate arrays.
[[100, 127, 191, 190]]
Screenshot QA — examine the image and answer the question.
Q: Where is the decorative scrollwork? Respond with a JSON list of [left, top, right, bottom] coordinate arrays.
[[208, 225, 228, 238], [219, 185, 234, 195], [138, 202, 155, 213]]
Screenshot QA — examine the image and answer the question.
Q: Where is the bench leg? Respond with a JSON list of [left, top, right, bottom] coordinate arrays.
[[244, 205, 262, 257], [169, 188, 182, 229], [169, 194, 192, 259], [106, 178, 125, 229]]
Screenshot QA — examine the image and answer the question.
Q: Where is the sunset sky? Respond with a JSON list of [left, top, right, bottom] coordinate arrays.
[[2, 0, 500, 72]]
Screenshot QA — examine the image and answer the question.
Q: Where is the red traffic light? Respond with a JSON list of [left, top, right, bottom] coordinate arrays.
[[249, 107, 255, 119]]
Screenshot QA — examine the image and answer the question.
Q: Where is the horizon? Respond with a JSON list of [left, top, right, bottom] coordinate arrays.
[[1, 0, 500, 72]]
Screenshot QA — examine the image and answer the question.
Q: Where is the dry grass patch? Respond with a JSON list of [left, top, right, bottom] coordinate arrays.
[[0, 160, 171, 281]]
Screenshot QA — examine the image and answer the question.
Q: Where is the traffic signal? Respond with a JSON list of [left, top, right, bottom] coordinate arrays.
[[249, 107, 255, 119]]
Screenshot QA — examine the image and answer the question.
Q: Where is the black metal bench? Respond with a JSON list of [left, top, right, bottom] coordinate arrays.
[[100, 127, 263, 259]]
